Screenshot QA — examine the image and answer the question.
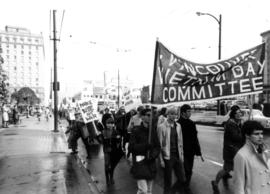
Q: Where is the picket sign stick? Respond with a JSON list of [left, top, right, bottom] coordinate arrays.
[[147, 39, 159, 159], [248, 95, 254, 120]]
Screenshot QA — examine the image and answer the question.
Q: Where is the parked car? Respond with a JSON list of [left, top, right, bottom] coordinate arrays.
[[233, 100, 249, 109], [205, 103, 217, 111], [216, 109, 270, 130]]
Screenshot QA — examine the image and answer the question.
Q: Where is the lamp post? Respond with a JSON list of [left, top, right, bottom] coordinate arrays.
[[196, 12, 222, 115]]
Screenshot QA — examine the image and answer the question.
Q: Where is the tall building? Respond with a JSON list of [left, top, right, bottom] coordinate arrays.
[[0, 26, 45, 103]]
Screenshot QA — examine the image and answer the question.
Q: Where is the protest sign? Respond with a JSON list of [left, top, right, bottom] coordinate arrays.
[[77, 98, 98, 123], [123, 88, 142, 112]]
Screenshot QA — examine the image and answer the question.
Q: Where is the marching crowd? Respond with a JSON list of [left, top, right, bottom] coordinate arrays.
[[64, 104, 270, 194]]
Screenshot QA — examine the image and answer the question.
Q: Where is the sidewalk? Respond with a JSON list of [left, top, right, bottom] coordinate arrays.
[[0, 116, 99, 194]]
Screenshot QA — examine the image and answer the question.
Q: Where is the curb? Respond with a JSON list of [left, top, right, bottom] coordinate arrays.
[[73, 155, 101, 194], [195, 121, 221, 127], [60, 121, 101, 194]]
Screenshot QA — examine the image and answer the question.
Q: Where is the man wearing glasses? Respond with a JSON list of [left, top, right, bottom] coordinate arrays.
[[157, 107, 186, 194]]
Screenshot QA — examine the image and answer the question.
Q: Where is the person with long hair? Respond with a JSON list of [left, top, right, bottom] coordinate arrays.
[[98, 117, 124, 186]]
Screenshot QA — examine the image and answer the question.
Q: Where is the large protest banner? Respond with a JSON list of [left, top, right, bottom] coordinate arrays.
[[77, 98, 98, 123], [151, 41, 265, 105]]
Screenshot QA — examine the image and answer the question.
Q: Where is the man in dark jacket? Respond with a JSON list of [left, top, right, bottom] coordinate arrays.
[[101, 108, 113, 127], [177, 104, 203, 194], [129, 108, 160, 194], [211, 105, 245, 194]]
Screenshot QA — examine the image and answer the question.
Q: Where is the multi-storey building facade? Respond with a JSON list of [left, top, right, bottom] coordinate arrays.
[[0, 26, 45, 103]]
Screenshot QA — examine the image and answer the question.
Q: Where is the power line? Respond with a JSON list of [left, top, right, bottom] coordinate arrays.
[[59, 10, 65, 40], [49, 10, 51, 38]]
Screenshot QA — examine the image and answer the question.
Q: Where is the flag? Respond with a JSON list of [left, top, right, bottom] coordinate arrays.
[[151, 41, 265, 105]]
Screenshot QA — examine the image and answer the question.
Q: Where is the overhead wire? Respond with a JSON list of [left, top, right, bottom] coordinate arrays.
[[59, 10, 65, 41]]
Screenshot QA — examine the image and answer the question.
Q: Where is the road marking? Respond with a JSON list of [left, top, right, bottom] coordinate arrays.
[[206, 159, 223, 167]]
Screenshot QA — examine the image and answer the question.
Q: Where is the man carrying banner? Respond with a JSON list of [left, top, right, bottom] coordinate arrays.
[[129, 108, 160, 194]]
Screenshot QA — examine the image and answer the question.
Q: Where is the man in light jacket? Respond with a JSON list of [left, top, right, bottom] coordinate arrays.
[[233, 120, 270, 194], [157, 107, 186, 194]]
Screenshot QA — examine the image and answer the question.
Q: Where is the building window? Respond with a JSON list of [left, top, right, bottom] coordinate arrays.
[[28, 38, 31, 42], [13, 37, 17, 42], [6, 37, 9, 42], [20, 38, 24, 42], [14, 67, 17, 71], [14, 44, 16, 49], [21, 45, 24, 49], [36, 46, 38, 50], [14, 55, 17, 59]]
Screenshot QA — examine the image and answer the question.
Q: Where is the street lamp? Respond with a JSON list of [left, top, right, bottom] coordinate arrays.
[[197, 11, 222, 115]]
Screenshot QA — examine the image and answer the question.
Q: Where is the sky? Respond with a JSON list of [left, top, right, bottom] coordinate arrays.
[[1, 0, 270, 99]]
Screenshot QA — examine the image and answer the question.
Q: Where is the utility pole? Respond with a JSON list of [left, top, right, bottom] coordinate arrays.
[[52, 10, 60, 132]]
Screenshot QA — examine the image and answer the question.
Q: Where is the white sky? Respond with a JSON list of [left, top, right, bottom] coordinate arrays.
[[1, 0, 270, 98]]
